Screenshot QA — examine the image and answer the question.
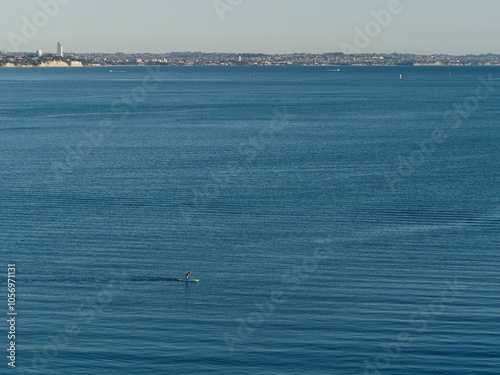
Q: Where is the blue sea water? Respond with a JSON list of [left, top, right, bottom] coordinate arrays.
[[0, 66, 499, 374]]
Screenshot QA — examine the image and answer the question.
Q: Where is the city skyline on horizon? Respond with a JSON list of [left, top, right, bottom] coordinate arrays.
[[6, 49, 500, 57], [2, 0, 500, 55]]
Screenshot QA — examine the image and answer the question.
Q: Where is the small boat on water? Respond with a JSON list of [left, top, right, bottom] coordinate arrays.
[[175, 278, 200, 283]]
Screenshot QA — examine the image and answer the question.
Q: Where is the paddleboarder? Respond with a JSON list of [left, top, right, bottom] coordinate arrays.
[[185, 271, 193, 280]]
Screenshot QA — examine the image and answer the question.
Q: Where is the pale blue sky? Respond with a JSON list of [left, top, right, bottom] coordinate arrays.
[[1, 0, 499, 54]]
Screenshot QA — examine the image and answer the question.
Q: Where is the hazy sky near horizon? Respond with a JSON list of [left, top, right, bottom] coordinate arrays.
[[1, 0, 499, 54]]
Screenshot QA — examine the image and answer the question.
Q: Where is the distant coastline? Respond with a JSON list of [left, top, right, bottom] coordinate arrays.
[[1, 52, 500, 68], [2, 61, 87, 68]]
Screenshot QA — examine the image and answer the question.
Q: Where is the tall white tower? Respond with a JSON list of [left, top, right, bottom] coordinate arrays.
[[57, 42, 63, 57]]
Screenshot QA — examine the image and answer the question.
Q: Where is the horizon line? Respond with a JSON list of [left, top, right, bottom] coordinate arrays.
[[2, 51, 500, 57]]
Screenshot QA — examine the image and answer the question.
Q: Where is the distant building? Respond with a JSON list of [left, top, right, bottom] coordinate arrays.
[[36, 50, 43, 58], [57, 42, 63, 57]]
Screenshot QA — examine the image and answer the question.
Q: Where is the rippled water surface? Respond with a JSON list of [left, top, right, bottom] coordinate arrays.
[[1, 66, 499, 374]]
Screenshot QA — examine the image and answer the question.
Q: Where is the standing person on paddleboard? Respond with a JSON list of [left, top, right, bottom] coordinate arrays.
[[185, 271, 193, 281]]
